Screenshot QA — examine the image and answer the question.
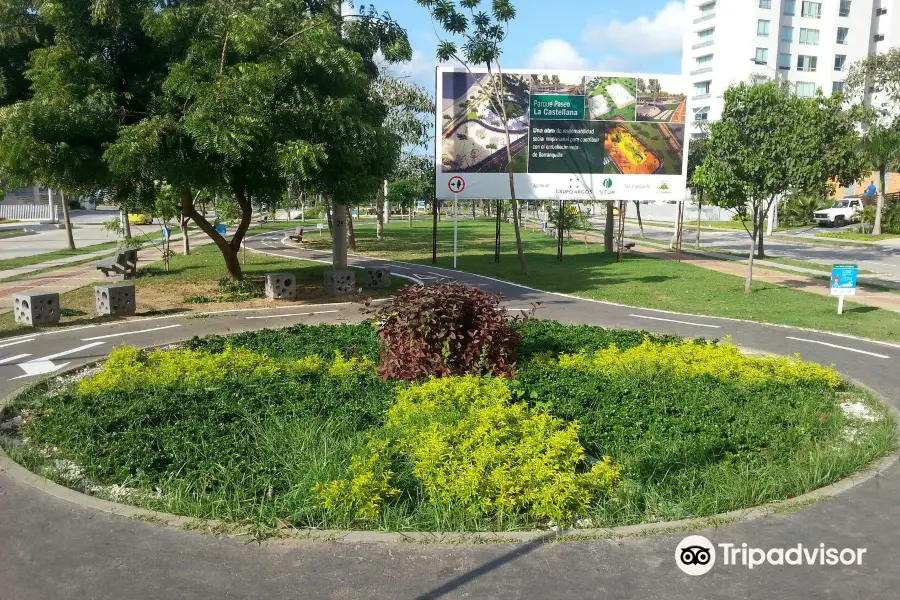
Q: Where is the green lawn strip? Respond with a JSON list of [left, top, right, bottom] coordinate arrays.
[[0, 229, 35, 240], [308, 218, 900, 342], [2, 321, 893, 535], [816, 231, 900, 242]]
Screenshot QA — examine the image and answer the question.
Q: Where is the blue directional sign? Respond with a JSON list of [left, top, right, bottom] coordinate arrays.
[[215, 224, 227, 235], [830, 264, 858, 297]]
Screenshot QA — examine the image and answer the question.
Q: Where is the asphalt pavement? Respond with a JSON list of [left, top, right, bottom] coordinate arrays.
[[1, 230, 899, 599]]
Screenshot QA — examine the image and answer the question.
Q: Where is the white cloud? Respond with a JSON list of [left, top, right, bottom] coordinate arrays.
[[398, 49, 436, 80], [528, 40, 589, 70], [582, 1, 685, 56]]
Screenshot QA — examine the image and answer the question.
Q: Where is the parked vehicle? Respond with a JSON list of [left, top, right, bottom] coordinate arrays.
[[128, 213, 153, 225], [813, 198, 861, 228]]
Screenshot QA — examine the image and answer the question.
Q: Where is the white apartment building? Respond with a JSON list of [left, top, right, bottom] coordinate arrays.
[[683, 0, 900, 138]]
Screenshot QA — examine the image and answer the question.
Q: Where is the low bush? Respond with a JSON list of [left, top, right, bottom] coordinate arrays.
[[316, 376, 621, 526], [516, 320, 683, 360], [376, 283, 519, 380]]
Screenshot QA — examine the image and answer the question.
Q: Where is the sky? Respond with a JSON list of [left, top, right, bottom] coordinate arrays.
[[374, 0, 685, 91]]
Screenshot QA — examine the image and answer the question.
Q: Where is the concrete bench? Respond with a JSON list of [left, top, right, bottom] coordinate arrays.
[[95, 249, 138, 279], [288, 227, 305, 243]]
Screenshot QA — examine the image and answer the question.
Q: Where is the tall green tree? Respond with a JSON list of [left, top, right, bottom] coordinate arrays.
[[106, 0, 410, 280], [702, 82, 863, 292], [417, 0, 528, 275], [855, 112, 900, 235], [687, 136, 710, 248]]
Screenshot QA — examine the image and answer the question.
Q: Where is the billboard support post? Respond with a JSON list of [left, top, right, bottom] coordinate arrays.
[[557, 199, 564, 262], [453, 194, 459, 269]]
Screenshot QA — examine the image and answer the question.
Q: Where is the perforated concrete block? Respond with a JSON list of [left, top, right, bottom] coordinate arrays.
[[324, 269, 356, 295], [13, 292, 60, 326], [95, 284, 136, 316], [364, 267, 391, 289], [265, 273, 297, 300]]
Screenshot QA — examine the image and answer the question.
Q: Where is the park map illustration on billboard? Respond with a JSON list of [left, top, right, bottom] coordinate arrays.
[[436, 68, 688, 201]]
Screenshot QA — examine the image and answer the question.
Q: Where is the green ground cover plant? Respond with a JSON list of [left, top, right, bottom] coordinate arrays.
[[1, 317, 894, 535]]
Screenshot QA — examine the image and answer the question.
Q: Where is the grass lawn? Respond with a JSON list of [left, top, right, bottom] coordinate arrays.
[[305, 218, 900, 341], [816, 231, 900, 242], [0, 229, 35, 240]]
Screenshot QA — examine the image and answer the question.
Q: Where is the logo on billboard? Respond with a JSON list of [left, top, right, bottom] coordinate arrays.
[[603, 178, 613, 189], [659, 181, 669, 191]]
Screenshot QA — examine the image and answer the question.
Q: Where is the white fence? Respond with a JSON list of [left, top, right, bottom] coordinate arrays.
[[0, 204, 58, 221]]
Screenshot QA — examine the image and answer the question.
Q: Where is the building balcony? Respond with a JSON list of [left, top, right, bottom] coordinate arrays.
[[690, 67, 713, 75], [692, 40, 714, 49], [692, 93, 711, 101], [693, 14, 715, 24]]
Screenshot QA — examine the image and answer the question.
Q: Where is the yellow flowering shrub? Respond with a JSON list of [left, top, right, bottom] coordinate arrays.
[[327, 352, 377, 377], [313, 437, 399, 522], [315, 376, 621, 525], [293, 354, 327, 375], [554, 339, 841, 388], [78, 345, 280, 396]]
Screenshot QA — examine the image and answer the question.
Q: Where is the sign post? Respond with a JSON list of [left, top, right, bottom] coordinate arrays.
[[448, 177, 465, 269], [830, 264, 858, 315]]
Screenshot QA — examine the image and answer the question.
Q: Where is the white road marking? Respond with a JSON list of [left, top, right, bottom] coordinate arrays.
[[81, 324, 183, 341], [785, 336, 890, 359], [507, 308, 532, 312], [0, 353, 31, 364], [245, 310, 338, 320], [0, 338, 35, 349], [11, 342, 106, 380], [629, 314, 721, 329]]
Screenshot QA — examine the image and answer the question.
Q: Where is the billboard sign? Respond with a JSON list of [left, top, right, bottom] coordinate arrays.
[[436, 68, 689, 201]]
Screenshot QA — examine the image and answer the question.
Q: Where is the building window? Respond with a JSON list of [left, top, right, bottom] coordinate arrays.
[[694, 81, 711, 96], [759, 0, 771, 8], [801, 1, 822, 18], [837, 27, 849, 44], [839, 1, 851, 17], [694, 107, 710, 121], [779, 53, 792, 70], [697, 54, 713, 66], [700, 2, 716, 17], [755, 48, 769, 64], [876, 8, 887, 16], [783, 0, 796, 15], [797, 55, 818, 72], [832, 81, 845, 94], [874, 33, 885, 42], [795, 82, 816, 97], [698, 28, 714, 40], [758, 19, 770, 37], [781, 26, 794, 41], [799, 28, 820, 44], [834, 54, 847, 71]]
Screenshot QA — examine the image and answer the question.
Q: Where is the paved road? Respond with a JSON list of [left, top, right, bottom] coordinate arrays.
[[2, 230, 899, 599], [621, 222, 900, 281]]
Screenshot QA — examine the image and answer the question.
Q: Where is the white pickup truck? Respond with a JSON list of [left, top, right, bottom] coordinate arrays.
[[813, 198, 862, 228]]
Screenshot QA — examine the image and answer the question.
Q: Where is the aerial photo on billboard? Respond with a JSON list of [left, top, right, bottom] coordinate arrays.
[[437, 68, 688, 201]]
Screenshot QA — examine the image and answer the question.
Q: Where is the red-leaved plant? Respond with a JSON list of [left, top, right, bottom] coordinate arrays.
[[376, 283, 520, 380]]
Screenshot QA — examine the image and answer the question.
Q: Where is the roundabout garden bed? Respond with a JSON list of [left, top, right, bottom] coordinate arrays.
[[0, 284, 895, 538]]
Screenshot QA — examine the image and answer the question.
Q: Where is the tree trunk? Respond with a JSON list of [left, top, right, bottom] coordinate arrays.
[[408, 200, 413, 228], [122, 207, 132, 240], [375, 186, 385, 241], [756, 204, 766, 259], [346, 207, 357, 251], [604, 201, 615, 253], [494, 199, 501, 263], [472, 199, 476, 219], [696, 193, 703, 249], [746, 216, 759, 294], [633, 201, 644, 237], [180, 187, 248, 280], [874, 167, 886, 235], [60, 192, 76, 251], [325, 200, 333, 234], [182, 213, 190, 255]]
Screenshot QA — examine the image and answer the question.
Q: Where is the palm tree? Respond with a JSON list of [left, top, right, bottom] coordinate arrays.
[[859, 123, 900, 235]]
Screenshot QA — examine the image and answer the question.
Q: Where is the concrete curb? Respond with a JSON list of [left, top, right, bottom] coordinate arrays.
[[1, 347, 898, 545]]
